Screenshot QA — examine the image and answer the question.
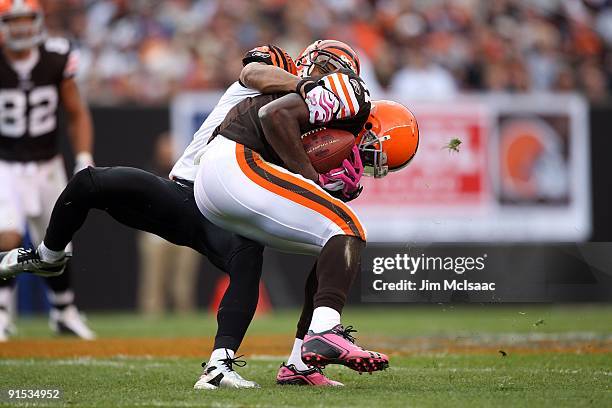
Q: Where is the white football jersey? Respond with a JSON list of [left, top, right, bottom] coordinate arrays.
[[170, 82, 260, 182]]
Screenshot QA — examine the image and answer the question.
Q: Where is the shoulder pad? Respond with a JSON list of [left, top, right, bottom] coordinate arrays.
[[321, 71, 370, 118], [44, 37, 71, 55]]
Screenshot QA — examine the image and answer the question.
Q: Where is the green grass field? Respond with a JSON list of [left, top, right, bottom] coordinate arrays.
[[1, 305, 611, 407]]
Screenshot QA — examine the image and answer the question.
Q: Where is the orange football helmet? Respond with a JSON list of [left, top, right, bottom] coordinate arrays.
[[356, 100, 419, 178], [296, 39, 360, 78], [0, 0, 44, 51]]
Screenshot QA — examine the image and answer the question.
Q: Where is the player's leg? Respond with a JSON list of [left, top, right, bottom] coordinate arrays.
[[278, 238, 377, 383], [4, 165, 264, 386], [35, 167, 204, 258], [195, 136, 345, 379], [41, 264, 94, 339], [276, 262, 344, 386], [0, 239, 20, 343], [193, 234, 264, 390], [37, 166, 239, 267], [1, 165, 265, 387], [6, 164, 264, 336], [0, 275, 18, 342], [300, 235, 389, 372], [0, 160, 25, 341], [77, 167, 266, 360], [195, 137, 387, 373], [27, 157, 94, 339]]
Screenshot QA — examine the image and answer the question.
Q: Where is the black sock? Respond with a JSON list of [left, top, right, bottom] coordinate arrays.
[[313, 235, 364, 312], [213, 243, 263, 351]]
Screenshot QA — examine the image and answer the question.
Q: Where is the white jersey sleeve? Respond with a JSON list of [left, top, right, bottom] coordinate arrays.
[[170, 82, 261, 182]]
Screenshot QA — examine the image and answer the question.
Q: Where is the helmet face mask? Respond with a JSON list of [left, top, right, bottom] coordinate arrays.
[[298, 49, 352, 77], [296, 40, 360, 78], [357, 129, 389, 178]]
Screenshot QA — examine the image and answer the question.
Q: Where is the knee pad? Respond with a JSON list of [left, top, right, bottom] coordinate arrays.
[[323, 235, 364, 270], [72, 167, 97, 190], [63, 167, 99, 205]]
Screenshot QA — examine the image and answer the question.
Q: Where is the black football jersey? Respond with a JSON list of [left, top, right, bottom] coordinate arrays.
[[212, 69, 371, 166], [0, 37, 76, 162]]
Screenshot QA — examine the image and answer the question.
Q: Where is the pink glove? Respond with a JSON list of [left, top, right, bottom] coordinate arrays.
[[318, 169, 345, 192], [338, 145, 364, 195], [318, 146, 364, 199]]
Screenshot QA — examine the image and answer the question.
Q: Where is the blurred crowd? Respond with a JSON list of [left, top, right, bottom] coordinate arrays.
[[40, 0, 612, 104]]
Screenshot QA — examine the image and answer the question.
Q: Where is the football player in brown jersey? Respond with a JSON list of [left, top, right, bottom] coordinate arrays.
[[0, 0, 95, 341]]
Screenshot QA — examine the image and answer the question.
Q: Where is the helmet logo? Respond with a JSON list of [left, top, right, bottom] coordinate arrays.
[[250, 51, 270, 59]]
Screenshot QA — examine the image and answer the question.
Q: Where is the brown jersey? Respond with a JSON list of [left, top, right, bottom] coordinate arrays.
[[0, 37, 77, 162], [212, 69, 370, 167]]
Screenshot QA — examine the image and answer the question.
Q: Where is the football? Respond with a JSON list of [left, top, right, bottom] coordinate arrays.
[[301, 127, 355, 173]]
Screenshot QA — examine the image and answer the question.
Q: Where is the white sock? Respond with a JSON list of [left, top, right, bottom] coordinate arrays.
[[287, 338, 309, 371], [38, 242, 65, 263], [308, 306, 341, 333], [210, 348, 234, 364]]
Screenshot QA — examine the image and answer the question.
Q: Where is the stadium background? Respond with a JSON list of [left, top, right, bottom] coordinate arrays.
[[15, 0, 612, 312]]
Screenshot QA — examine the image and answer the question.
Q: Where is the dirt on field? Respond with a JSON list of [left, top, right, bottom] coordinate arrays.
[[1, 335, 610, 358]]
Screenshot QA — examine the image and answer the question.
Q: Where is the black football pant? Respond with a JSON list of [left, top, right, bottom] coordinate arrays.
[[44, 166, 263, 351]]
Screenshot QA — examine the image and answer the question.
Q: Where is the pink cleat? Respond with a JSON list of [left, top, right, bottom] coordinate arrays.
[[301, 325, 389, 373], [276, 363, 344, 386]]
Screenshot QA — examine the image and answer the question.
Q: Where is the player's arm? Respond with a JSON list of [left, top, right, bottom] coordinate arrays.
[[238, 45, 304, 94], [240, 62, 320, 98], [240, 62, 300, 94], [258, 93, 319, 182], [60, 77, 94, 172]]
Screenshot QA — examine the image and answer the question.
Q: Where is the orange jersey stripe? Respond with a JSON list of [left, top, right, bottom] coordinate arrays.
[[235, 144, 365, 240], [250, 153, 365, 239], [326, 74, 349, 118], [236, 146, 355, 236], [336, 74, 356, 116]]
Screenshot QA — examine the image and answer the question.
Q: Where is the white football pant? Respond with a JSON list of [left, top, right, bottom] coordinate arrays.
[[194, 136, 365, 255], [0, 155, 72, 250]]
